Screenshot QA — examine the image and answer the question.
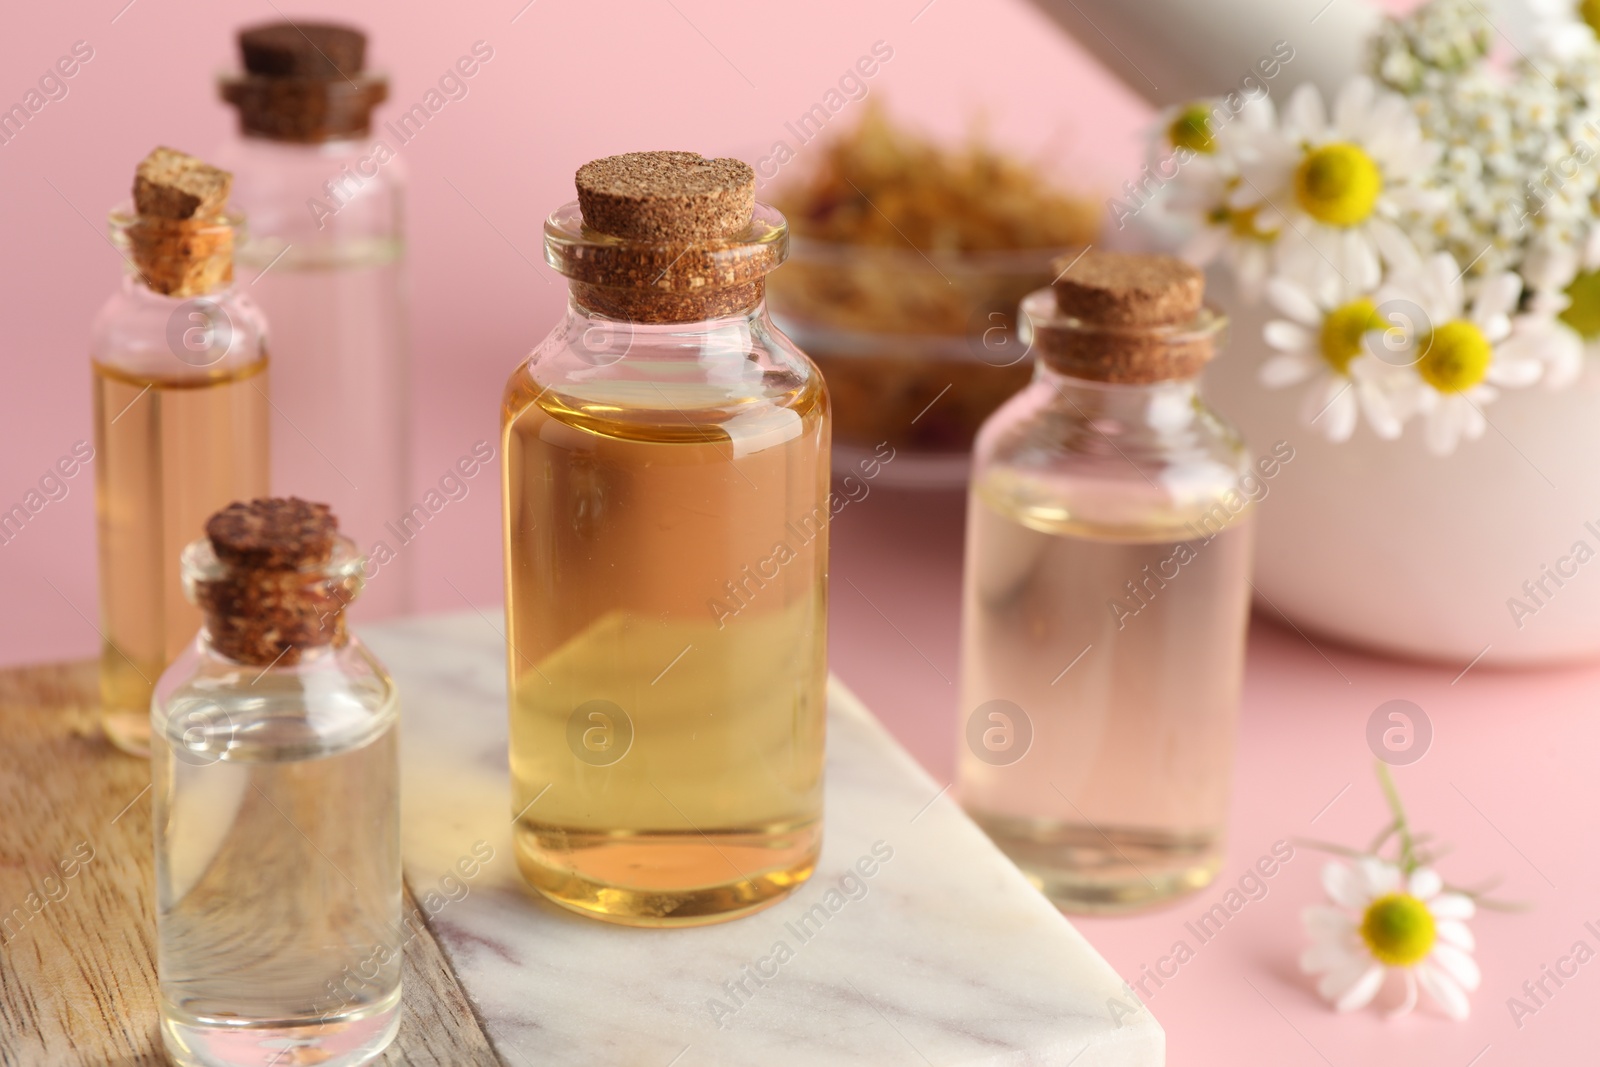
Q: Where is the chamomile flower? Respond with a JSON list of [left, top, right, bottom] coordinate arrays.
[[1371, 252, 1545, 455], [1231, 76, 1442, 292], [1258, 273, 1409, 441], [1302, 859, 1479, 1019], [1160, 96, 1283, 300]]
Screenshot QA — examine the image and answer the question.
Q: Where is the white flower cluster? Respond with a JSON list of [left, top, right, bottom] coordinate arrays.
[[1160, 0, 1600, 455]]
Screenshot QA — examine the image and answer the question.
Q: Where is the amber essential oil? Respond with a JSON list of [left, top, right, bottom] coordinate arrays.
[[503, 369, 828, 926], [502, 151, 831, 927]]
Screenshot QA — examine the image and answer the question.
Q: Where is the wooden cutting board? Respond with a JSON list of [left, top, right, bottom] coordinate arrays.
[[0, 660, 501, 1066]]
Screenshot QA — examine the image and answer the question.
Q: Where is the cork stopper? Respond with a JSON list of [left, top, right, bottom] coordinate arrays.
[[577, 152, 755, 242], [221, 22, 387, 142], [239, 22, 366, 77], [206, 498, 337, 569], [195, 498, 357, 667], [126, 147, 235, 299], [1036, 250, 1216, 383], [134, 147, 231, 220], [558, 152, 779, 323], [1053, 251, 1204, 326]]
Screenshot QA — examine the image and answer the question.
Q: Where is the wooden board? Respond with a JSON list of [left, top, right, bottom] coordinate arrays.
[[0, 660, 502, 1066]]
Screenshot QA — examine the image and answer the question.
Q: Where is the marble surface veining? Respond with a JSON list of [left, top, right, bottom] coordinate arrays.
[[366, 612, 1164, 1066]]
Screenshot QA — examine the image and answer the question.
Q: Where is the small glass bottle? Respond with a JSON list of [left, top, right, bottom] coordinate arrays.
[[502, 152, 830, 926], [216, 21, 410, 620], [153, 498, 401, 1067], [958, 251, 1255, 913], [93, 147, 270, 756]]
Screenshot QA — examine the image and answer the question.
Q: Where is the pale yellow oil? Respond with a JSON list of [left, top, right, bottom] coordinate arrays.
[[959, 472, 1255, 913], [93, 361, 270, 756], [501, 364, 829, 926]]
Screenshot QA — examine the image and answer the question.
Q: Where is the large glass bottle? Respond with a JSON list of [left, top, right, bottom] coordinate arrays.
[[216, 22, 410, 619], [502, 152, 830, 927], [153, 498, 400, 1067], [93, 148, 270, 756], [958, 251, 1256, 913]]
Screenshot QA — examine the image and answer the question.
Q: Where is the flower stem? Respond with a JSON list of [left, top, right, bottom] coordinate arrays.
[[1375, 762, 1419, 872]]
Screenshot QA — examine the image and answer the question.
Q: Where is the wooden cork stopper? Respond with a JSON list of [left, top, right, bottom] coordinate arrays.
[[127, 147, 235, 299], [239, 22, 366, 78], [577, 152, 755, 243], [1053, 251, 1204, 327], [1038, 250, 1215, 383], [222, 22, 386, 142], [198, 498, 353, 666], [135, 146, 231, 221], [565, 152, 776, 322], [206, 498, 337, 569]]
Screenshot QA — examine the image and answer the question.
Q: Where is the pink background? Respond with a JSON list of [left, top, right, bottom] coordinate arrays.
[[0, 0, 1147, 665], [7, 0, 1593, 1063]]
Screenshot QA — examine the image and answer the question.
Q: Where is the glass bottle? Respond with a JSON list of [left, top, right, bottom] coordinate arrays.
[[958, 252, 1256, 913], [216, 21, 410, 620], [502, 152, 830, 927], [153, 498, 401, 1067], [93, 148, 270, 757]]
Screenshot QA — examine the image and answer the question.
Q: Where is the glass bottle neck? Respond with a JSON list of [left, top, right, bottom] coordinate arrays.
[[122, 271, 236, 301], [1034, 361, 1201, 426], [563, 291, 767, 339]]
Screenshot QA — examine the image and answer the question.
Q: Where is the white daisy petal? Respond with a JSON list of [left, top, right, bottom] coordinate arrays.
[[1358, 857, 1401, 896], [1487, 354, 1544, 387], [1432, 254, 1466, 319], [1316, 959, 1370, 1002], [1335, 964, 1387, 1013], [1322, 862, 1369, 909], [1266, 277, 1325, 327], [1285, 82, 1327, 140], [1523, 241, 1578, 292], [1409, 867, 1442, 900], [1544, 332, 1585, 390], [1358, 384, 1406, 439], [1417, 962, 1471, 1021], [1334, 76, 1377, 139], [1473, 273, 1523, 321], [1342, 228, 1381, 292], [1436, 919, 1475, 951], [1317, 380, 1359, 442], [1368, 217, 1423, 273], [1426, 396, 1465, 455], [1431, 943, 1482, 992], [1388, 969, 1419, 1020], [1505, 321, 1585, 390], [1264, 320, 1315, 352], [1261, 351, 1318, 388]]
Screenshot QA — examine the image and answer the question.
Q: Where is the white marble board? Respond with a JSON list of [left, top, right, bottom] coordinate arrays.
[[366, 612, 1164, 1066]]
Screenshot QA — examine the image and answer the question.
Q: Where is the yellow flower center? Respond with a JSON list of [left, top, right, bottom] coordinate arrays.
[[1319, 297, 1382, 374], [1560, 268, 1600, 340], [1417, 320, 1493, 393], [1360, 893, 1437, 967], [1230, 204, 1279, 240], [1295, 142, 1384, 227], [1204, 203, 1279, 242], [1169, 104, 1216, 154], [1583, 0, 1600, 36]]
